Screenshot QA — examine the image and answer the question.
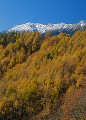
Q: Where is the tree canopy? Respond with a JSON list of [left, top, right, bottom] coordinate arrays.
[[0, 30, 86, 119]]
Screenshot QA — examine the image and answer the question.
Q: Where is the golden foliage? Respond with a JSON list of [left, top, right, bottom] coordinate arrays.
[[0, 30, 86, 119]]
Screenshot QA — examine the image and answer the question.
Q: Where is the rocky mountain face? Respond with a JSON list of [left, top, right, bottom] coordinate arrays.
[[2, 20, 86, 35]]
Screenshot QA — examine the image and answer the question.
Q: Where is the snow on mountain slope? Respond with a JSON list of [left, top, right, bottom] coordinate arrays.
[[4, 20, 86, 34]]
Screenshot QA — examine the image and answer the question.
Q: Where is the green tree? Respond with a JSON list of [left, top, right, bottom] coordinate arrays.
[[83, 25, 86, 31]]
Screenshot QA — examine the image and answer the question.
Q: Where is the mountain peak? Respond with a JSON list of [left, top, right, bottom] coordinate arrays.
[[2, 20, 86, 35]]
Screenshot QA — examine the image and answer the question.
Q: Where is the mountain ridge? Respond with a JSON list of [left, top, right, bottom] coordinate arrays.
[[2, 20, 86, 35]]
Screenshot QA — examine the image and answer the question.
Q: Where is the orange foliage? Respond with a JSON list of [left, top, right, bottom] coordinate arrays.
[[0, 30, 86, 119]]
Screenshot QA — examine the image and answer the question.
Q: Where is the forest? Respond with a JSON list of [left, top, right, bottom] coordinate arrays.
[[0, 28, 86, 120]]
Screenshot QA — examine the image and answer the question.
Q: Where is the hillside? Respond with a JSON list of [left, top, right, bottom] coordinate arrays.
[[0, 30, 86, 120]]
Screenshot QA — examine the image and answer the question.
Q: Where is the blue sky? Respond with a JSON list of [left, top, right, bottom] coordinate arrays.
[[0, 0, 86, 32]]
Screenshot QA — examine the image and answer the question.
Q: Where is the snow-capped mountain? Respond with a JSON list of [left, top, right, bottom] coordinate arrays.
[[3, 20, 86, 35]]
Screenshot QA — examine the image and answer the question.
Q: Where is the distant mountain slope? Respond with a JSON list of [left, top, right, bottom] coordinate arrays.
[[2, 20, 86, 35]]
